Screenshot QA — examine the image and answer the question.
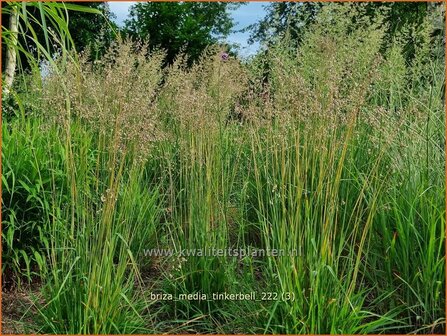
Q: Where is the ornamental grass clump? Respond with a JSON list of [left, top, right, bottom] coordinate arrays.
[[158, 46, 249, 131], [39, 40, 165, 160], [29, 40, 164, 334]]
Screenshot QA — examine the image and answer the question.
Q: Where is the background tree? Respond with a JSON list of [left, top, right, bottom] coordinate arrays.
[[363, 2, 445, 60], [249, 2, 444, 59], [124, 2, 240, 64], [63, 2, 117, 59], [247, 2, 322, 48]]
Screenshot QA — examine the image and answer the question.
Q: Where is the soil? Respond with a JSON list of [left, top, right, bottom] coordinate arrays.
[[2, 288, 35, 334], [2, 272, 40, 334]]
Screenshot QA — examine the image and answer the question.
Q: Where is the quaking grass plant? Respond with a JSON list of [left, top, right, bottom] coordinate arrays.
[[241, 8, 397, 332], [155, 54, 250, 330], [25, 41, 164, 334]]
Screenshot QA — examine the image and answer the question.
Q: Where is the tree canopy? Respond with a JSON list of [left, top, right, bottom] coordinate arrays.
[[124, 2, 240, 63], [248, 2, 322, 48], [64, 2, 117, 58], [249, 2, 444, 58]]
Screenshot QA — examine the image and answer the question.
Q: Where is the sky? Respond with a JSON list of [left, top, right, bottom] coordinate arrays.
[[107, 2, 268, 56]]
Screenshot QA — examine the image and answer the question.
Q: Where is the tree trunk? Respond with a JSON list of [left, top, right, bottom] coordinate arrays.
[[4, 5, 19, 94]]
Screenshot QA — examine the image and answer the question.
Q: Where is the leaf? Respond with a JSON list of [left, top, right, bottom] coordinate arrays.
[[34, 250, 46, 272], [37, 2, 50, 52], [2, 174, 10, 194], [6, 225, 15, 248], [51, 2, 103, 15], [18, 179, 31, 193]]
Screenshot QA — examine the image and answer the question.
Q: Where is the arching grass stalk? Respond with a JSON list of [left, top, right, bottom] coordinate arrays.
[[248, 114, 397, 333]]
